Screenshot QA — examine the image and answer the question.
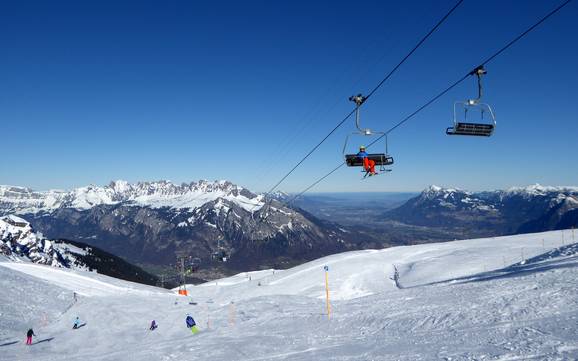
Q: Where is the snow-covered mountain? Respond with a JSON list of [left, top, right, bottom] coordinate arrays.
[[0, 215, 158, 285], [0, 215, 68, 267], [386, 184, 578, 235], [0, 180, 363, 275], [1, 229, 577, 360], [0, 180, 263, 214]]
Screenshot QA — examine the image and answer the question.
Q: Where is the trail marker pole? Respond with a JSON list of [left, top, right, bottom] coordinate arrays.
[[324, 265, 331, 320], [228, 301, 236, 327], [389, 265, 401, 289], [542, 238, 545, 250]]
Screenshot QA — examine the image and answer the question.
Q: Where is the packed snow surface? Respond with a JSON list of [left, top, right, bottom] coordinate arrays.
[[1, 229, 577, 360]]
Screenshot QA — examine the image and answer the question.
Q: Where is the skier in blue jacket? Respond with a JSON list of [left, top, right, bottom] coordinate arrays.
[[72, 317, 80, 329], [357, 145, 376, 175], [186, 314, 198, 334]]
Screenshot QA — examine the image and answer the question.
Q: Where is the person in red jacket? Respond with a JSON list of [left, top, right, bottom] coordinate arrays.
[[357, 145, 376, 176]]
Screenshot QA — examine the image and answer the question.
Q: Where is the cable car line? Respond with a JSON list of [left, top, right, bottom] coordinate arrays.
[[287, 0, 573, 203], [371, 0, 572, 146], [257, 0, 465, 202]]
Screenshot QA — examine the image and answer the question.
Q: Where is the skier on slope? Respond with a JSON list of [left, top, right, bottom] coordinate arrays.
[[357, 145, 376, 176], [185, 314, 198, 334], [149, 320, 158, 331], [26, 328, 35, 345], [72, 317, 81, 329]]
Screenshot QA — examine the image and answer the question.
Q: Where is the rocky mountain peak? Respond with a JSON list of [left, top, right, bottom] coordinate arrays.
[[0, 179, 264, 214], [0, 215, 66, 267]]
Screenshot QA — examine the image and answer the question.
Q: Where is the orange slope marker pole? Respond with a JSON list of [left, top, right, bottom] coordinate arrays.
[[324, 265, 331, 319]]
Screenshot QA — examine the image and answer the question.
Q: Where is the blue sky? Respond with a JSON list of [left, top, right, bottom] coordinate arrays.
[[1, 0, 576, 193]]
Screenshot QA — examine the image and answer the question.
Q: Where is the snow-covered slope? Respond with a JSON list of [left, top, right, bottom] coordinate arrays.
[[0, 180, 264, 214], [1, 229, 577, 360]]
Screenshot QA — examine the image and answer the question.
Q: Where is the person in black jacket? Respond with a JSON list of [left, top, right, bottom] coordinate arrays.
[[26, 328, 35, 345]]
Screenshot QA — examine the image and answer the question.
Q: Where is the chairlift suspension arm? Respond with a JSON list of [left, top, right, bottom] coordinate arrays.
[[477, 71, 483, 100], [349, 94, 368, 133], [469, 66, 486, 103]]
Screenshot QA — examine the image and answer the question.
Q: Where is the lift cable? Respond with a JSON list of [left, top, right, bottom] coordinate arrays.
[[286, 0, 573, 206], [257, 0, 465, 202]]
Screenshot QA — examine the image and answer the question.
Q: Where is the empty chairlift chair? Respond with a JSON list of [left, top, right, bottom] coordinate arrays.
[[446, 66, 496, 137]]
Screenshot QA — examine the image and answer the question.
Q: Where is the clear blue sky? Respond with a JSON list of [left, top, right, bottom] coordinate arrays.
[[1, 0, 576, 193]]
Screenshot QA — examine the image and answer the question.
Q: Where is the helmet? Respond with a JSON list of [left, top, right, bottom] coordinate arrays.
[[359, 145, 366, 150]]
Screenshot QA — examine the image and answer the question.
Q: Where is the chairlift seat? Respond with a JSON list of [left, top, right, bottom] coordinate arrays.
[[446, 122, 494, 137], [345, 153, 394, 167]]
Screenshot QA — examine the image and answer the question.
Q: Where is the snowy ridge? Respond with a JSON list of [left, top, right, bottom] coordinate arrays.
[[0, 179, 264, 214], [425, 183, 578, 198], [0, 215, 67, 267], [418, 183, 578, 211], [0, 215, 159, 285], [415, 184, 495, 212], [505, 183, 578, 196]]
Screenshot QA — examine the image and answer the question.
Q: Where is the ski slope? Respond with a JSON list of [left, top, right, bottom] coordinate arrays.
[[1, 229, 577, 360]]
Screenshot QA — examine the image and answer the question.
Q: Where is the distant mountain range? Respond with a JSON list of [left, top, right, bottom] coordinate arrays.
[[385, 184, 578, 236], [0, 215, 158, 285], [3, 180, 576, 281], [0, 180, 367, 276]]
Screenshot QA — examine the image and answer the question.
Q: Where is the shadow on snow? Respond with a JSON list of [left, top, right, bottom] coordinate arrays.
[[0, 341, 19, 347], [407, 242, 578, 289], [33, 337, 55, 345]]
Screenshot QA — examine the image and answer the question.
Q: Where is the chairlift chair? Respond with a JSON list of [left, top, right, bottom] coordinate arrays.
[[343, 94, 394, 176], [212, 239, 229, 262], [212, 249, 228, 262], [447, 66, 496, 137], [191, 257, 201, 273]]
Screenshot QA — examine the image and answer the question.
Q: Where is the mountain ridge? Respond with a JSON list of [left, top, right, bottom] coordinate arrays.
[[0, 180, 366, 276], [0, 215, 159, 285], [385, 184, 578, 236], [0, 179, 264, 214]]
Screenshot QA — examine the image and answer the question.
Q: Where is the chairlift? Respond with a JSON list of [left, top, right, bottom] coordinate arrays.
[[212, 249, 228, 262], [447, 66, 496, 137], [212, 239, 229, 262], [343, 94, 394, 177], [191, 257, 201, 273]]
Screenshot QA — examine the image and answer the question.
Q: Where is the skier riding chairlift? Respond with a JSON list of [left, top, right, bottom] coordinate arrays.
[[356, 145, 376, 176], [343, 94, 394, 178]]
